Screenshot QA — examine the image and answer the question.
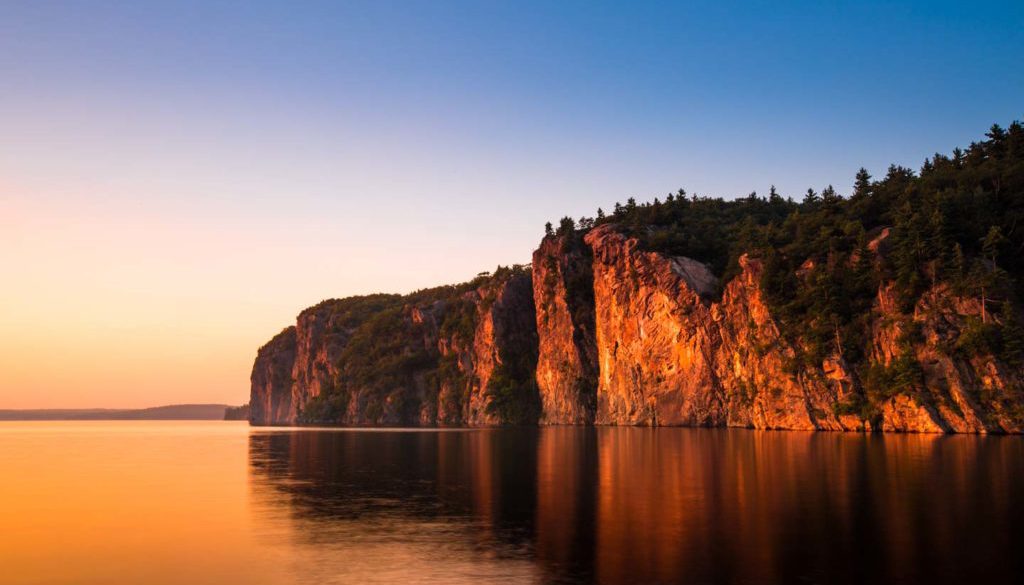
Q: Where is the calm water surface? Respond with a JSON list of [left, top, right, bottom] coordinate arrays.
[[1, 422, 1022, 584]]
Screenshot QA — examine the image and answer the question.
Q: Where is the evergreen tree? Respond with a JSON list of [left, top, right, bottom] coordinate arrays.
[[803, 188, 820, 206], [1000, 302, 1024, 365], [822, 185, 841, 204], [980, 226, 1009, 322], [557, 216, 576, 236], [852, 168, 872, 200], [951, 243, 967, 294], [982, 225, 1006, 267]]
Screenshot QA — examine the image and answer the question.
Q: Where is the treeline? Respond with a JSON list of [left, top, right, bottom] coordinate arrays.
[[224, 404, 250, 420], [549, 121, 1024, 381]]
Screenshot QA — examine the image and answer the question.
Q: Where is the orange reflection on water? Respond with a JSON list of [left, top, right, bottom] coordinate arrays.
[[0, 421, 282, 585], [2, 422, 1023, 585]]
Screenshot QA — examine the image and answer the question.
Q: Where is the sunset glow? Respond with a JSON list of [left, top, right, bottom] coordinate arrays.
[[2, 1, 1022, 408]]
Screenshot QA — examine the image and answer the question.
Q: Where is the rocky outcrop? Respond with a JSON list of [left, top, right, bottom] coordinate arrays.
[[868, 282, 1024, 433], [288, 301, 356, 421], [466, 272, 541, 424], [532, 234, 598, 424], [249, 327, 297, 426], [251, 224, 1023, 433], [249, 269, 539, 426], [713, 253, 862, 431], [584, 224, 859, 429], [432, 273, 541, 426], [581, 224, 1023, 432]]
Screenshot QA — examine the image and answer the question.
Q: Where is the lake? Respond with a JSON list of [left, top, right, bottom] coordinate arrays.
[[0, 422, 1021, 584]]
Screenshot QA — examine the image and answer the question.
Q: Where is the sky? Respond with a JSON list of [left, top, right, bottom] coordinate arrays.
[[1, 1, 1022, 409]]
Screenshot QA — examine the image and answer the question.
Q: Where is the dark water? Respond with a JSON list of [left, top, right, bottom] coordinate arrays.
[[248, 427, 1024, 585], [2, 423, 1022, 584]]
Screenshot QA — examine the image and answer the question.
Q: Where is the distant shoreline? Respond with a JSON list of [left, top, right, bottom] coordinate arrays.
[[0, 404, 242, 421]]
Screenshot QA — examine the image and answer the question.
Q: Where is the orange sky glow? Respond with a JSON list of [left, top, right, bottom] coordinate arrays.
[[3, 2, 1020, 409]]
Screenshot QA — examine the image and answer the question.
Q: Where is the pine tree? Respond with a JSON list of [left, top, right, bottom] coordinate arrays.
[[987, 124, 1007, 158], [822, 185, 841, 204], [852, 168, 872, 200], [924, 208, 949, 285], [980, 226, 1009, 322], [803, 188, 820, 206], [557, 216, 575, 236], [999, 302, 1024, 365], [982, 225, 1006, 267], [951, 243, 967, 294]]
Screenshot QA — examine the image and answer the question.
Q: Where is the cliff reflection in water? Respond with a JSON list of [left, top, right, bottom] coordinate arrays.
[[248, 428, 1024, 585]]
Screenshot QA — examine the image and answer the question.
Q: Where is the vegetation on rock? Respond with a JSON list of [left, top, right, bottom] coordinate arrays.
[[294, 265, 537, 425], [554, 121, 1024, 420], [255, 120, 1024, 432]]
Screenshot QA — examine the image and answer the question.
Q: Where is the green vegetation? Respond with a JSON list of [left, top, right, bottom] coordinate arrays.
[[555, 121, 1024, 411], [296, 264, 536, 425], [484, 361, 538, 424], [336, 306, 435, 421], [539, 226, 596, 333], [295, 121, 1024, 426]]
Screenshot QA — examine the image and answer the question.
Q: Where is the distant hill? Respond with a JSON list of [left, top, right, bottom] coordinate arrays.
[[0, 404, 233, 421]]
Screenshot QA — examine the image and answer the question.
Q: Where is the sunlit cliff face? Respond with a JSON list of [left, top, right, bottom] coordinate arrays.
[[254, 224, 1024, 432]]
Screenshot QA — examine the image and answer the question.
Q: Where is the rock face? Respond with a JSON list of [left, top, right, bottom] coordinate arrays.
[[431, 273, 541, 426], [584, 224, 858, 429], [251, 224, 1023, 433], [249, 269, 539, 426], [579, 224, 1022, 431], [466, 272, 541, 424], [532, 234, 598, 424], [249, 327, 297, 426], [869, 282, 1024, 433]]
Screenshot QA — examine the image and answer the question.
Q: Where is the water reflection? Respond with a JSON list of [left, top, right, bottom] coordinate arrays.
[[248, 428, 1024, 585]]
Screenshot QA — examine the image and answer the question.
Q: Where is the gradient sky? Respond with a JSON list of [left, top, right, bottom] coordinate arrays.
[[2, 1, 1022, 408]]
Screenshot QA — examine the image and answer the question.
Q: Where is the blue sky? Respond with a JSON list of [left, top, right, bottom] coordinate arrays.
[[1, 1, 1022, 406], [5, 1, 1022, 199]]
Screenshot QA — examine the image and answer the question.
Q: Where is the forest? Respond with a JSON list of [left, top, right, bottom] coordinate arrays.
[[547, 121, 1024, 415]]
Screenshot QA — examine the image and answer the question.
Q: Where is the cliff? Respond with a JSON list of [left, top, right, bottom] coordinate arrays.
[[583, 224, 857, 429], [252, 223, 1023, 432], [249, 326, 296, 425], [250, 121, 1024, 432], [578, 225, 1024, 431], [868, 282, 1024, 432], [250, 267, 539, 426], [532, 233, 598, 424]]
